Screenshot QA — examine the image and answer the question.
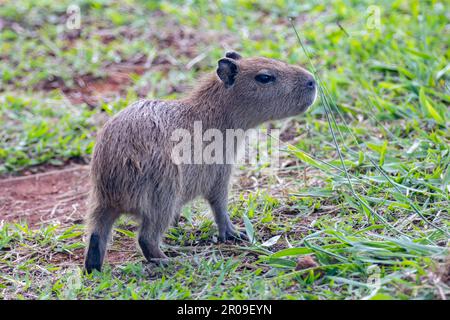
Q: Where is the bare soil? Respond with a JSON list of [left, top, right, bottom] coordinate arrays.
[[0, 165, 90, 227], [40, 64, 147, 107]]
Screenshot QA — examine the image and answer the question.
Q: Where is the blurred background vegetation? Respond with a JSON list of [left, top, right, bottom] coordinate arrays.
[[1, 0, 448, 174]]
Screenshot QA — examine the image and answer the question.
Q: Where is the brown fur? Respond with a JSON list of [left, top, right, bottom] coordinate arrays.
[[84, 53, 316, 272]]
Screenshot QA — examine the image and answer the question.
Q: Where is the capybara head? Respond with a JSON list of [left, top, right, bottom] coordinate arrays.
[[215, 51, 317, 122]]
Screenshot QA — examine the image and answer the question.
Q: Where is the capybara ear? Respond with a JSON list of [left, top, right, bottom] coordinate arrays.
[[217, 57, 239, 88], [225, 51, 242, 60]]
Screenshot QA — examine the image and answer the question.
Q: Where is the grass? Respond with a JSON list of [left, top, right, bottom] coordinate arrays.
[[0, 0, 449, 299]]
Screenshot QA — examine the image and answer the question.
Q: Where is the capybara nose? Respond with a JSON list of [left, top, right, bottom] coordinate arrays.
[[306, 79, 316, 89], [300, 74, 316, 90]]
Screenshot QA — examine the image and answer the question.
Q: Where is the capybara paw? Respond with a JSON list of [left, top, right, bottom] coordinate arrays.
[[147, 256, 170, 267], [218, 227, 248, 243], [85, 234, 103, 273], [138, 238, 168, 262], [85, 261, 102, 274]]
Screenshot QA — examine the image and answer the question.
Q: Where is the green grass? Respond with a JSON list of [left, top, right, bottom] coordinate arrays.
[[0, 0, 449, 299]]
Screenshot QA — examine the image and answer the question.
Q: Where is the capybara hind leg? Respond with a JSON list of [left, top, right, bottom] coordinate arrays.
[[172, 204, 182, 226], [138, 214, 171, 262], [85, 207, 119, 273]]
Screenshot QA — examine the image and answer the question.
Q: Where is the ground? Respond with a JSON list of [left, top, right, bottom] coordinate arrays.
[[0, 0, 449, 299]]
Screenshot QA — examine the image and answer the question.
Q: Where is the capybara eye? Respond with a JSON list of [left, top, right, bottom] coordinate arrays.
[[255, 74, 275, 84]]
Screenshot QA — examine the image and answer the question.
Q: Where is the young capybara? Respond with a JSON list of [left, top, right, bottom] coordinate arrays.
[[85, 51, 317, 272]]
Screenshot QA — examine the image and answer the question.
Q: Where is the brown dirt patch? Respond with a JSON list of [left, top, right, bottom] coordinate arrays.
[[41, 63, 147, 107], [0, 165, 90, 227], [0, 164, 146, 268]]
